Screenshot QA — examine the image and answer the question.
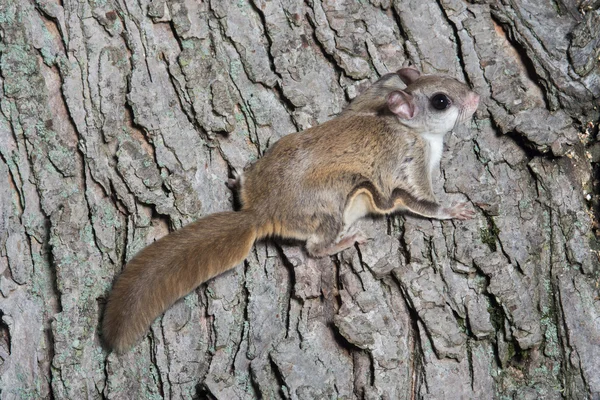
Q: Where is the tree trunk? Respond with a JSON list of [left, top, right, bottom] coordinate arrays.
[[1, 0, 599, 398]]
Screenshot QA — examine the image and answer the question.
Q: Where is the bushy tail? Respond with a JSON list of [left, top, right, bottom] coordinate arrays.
[[102, 210, 259, 353]]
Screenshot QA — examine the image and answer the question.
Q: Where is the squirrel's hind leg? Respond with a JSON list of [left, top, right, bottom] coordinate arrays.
[[306, 219, 367, 258]]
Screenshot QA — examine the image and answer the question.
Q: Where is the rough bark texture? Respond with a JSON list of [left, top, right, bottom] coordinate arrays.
[[1, 0, 599, 399]]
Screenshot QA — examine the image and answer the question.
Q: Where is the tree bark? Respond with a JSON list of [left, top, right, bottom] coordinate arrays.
[[1, 0, 599, 398]]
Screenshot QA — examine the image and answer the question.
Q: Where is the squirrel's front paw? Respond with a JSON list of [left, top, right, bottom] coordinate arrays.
[[443, 202, 476, 220]]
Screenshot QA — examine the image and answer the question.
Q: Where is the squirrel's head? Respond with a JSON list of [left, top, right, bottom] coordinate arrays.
[[346, 67, 480, 135]]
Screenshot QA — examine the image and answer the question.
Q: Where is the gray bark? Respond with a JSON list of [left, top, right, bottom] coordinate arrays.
[[1, 0, 599, 399]]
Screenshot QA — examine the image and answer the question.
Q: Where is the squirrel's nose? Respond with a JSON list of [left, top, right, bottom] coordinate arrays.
[[468, 92, 480, 108], [465, 92, 480, 115]]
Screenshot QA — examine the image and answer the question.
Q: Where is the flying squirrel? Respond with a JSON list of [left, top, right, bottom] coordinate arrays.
[[102, 67, 480, 353]]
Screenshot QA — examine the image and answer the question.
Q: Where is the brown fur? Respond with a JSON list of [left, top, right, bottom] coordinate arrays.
[[103, 211, 260, 353], [102, 68, 480, 352]]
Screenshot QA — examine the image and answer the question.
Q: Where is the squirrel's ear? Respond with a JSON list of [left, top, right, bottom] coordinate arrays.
[[387, 91, 417, 119], [397, 67, 421, 85]]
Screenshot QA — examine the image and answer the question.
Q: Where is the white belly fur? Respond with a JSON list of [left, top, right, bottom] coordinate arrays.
[[343, 192, 372, 227], [420, 133, 444, 175]]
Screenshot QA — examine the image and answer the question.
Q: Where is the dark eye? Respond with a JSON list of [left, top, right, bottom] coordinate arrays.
[[430, 93, 451, 110]]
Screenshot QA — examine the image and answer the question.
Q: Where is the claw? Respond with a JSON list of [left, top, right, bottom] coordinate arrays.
[[447, 202, 476, 220]]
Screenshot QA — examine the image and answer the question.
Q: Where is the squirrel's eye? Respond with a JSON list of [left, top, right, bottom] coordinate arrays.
[[431, 93, 451, 110]]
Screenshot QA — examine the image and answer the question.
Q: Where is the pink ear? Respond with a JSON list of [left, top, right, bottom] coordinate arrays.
[[397, 67, 421, 85], [387, 91, 417, 119]]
